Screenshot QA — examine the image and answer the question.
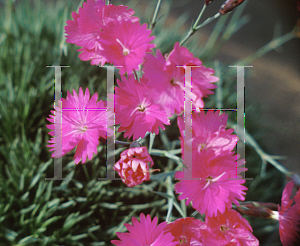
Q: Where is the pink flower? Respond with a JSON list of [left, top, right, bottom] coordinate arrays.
[[115, 75, 170, 140], [174, 150, 247, 217], [271, 181, 300, 246], [98, 20, 155, 74], [142, 43, 218, 116], [111, 213, 177, 246], [201, 209, 259, 246], [114, 147, 154, 187], [46, 87, 111, 164], [163, 217, 205, 245], [65, 0, 139, 66], [177, 111, 238, 159]]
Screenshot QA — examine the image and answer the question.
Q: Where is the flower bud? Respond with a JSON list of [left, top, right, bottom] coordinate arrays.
[[219, 0, 246, 15], [205, 0, 214, 6], [113, 147, 154, 187]]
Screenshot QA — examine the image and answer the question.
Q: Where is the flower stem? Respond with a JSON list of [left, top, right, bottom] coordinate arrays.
[[180, 4, 207, 46], [195, 12, 220, 30], [150, 0, 162, 30], [115, 140, 131, 146], [105, 0, 109, 5], [238, 31, 296, 65], [229, 120, 292, 178]]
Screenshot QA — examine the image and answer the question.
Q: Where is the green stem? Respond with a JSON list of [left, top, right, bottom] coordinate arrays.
[[115, 140, 131, 146], [238, 31, 296, 65], [150, 0, 162, 30], [195, 12, 220, 30], [230, 121, 292, 178], [179, 4, 206, 46], [105, 0, 109, 5]]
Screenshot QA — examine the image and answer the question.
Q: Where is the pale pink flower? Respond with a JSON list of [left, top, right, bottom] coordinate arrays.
[[163, 217, 205, 245], [46, 87, 111, 164], [177, 111, 238, 159], [114, 147, 154, 187], [98, 20, 155, 74], [65, 0, 139, 66], [142, 43, 218, 116], [201, 209, 259, 246], [271, 181, 300, 246], [174, 150, 247, 217], [115, 75, 170, 140], [111, 213, 177, 246]]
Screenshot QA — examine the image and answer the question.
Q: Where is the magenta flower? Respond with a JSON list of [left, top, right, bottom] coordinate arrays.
[[113, 147, 155, 187], [174, 150, 247, 217], [98, 20, 155, 74], [111, 213, 177, 246], [270, 181, 300, 246], [65, 0, 139, 66], [142, 42, 218, 116], [201, 209, 259, 246], [46, 87, 111, 164], [163, 217, 205, 245], [177, 111, 238, 159], [115, 75, 170, 140]]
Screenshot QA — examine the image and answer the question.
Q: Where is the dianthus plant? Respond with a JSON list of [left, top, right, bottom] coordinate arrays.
[[46, 0, 300, 245]]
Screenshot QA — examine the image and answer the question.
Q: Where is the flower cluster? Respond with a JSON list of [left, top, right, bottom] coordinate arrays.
[[113, 41, 218, 140], [175, 111, 246, 216], [112, 211, 259, 245], [45, 0, 300, 245], [65, 0, 155, 75], [143, 43, 218, 117], [171, 110, 258, 245]]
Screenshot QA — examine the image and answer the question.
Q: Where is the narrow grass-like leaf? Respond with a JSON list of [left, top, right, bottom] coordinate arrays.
[[41, 216, 62, 228]]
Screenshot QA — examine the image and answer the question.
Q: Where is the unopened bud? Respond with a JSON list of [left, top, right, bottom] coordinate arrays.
[[205, 0, 214, 6], [219, 0, 246, 15]]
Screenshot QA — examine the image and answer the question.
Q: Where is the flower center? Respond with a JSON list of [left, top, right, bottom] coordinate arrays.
[[179, 236, 188, 244], [220, 225, 229, 232], [130, 98, 150, 116], [79, 125, 88, 133], [170, 78, 180, 86], [206, 175, 213, 182], [139, 105, 145, 112], [138, 98, 149, 112], [198, 143, 206, 151], [202, 172, 227, 189], [116, 38, 130, 56]]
